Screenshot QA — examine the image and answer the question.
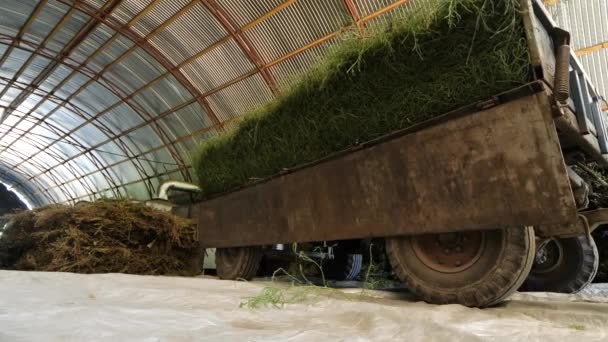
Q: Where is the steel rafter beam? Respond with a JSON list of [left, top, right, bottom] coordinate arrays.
[[52, 0, 296, 134], [0, 4, 77, 115], [0, 126, 98, 198], [164, 0, 297, 98], [5, 0, 416, 203], [0, 34, 135, 84], [201, 0, 280, 96], [15, 0, 299, 182], [0, 111, 123, 198], [0, 69, 154, 199], [27, 0, 207, 182], [0, 143, 75, 202], [0, 2, 162, 192], [0, 11, 194, 190], [62, 162, 194, 204], [0, 0, 48, 80], [35, 0, 419, 187], [39, 94, 268, 197], [15, 0, 297, 173], [56, 163, 191, 204], [163, 0, 294, 90], [0, 166, 56, 204], [0, 58, 160, 197], [21, 94, 204, 182], [2, 111, 124, 195], [576, 41, 608, 57], [0, 168, 46, 206], [175, 0, 416, 106], [0, 74, 151, 197], [56, 0, 223, 131], [0, 37, 163, 189], [343, 0, 365, 33]]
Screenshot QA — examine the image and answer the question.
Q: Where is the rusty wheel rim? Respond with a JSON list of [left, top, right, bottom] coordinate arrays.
[[411, 231, 486, 274]]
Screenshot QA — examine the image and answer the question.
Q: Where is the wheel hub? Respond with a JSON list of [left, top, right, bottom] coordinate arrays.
[[532, 239, 563, 274], [411, 231, 486, 273]]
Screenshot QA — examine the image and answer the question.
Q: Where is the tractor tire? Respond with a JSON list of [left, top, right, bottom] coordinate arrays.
[[386, 227, 535, 307], [521, 235, 598, 293], [216, 246, 263, 280], [324, 254, 363, 281]]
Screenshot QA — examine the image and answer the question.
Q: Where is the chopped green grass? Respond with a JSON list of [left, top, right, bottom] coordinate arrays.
[[239, 285, 344, 309], [194, 0, 530, 196], [240, 286, 286, 309], [567, 323, 586, 331]]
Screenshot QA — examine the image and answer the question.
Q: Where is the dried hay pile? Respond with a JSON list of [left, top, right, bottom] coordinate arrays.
[[0, 200, 203, 276]]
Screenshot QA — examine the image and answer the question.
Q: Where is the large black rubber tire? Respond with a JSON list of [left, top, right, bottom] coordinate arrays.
[[521, 235, 598, 293], [323, 254, 363, 281], [386, 227, 535, 307], [216, 246, 263, 280]]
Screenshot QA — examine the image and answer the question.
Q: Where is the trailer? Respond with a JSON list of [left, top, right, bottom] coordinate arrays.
[[165, 0, 608, 307]]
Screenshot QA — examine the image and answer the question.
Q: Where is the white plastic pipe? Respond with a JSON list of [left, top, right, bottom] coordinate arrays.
[[157, 181, 201, 200]]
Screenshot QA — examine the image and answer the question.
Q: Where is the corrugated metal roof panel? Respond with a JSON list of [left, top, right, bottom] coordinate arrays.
[[245, 0, 349, 63], [22, 2, 67, 45], [112, 0, 152, 26], [580, 49, 608, 100], [45, 10, 90, 52], [130, 0, 189, 37], [206, 73, 274, 122], [269, 36, 339, 91], [0, 0, 37, 36], [215, 0, 285, 28], [149, 2, 227, 65], [180, 38, 256, 94]]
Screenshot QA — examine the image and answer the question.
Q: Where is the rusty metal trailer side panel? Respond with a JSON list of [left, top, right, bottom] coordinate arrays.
[[196, 92, 578, 248]]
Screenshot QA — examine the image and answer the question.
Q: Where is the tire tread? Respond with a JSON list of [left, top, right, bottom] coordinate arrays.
[[386, 227, 535, 307]]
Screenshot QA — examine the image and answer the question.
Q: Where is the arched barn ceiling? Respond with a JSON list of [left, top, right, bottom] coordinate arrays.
[[0, 0, 424, 206], [0, 0, 604, 207]]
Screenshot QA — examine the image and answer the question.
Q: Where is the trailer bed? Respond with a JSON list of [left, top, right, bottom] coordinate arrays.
[[193, 85, 577, 248]]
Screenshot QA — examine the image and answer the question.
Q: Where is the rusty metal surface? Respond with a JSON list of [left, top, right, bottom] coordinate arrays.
[[555, 108, 608, 167], [529, 0, 557, 85], [196, 92, 578, 248], [521, 0, 547, 81], [535, 223, 584, 238], [579, 209, 608, 232]]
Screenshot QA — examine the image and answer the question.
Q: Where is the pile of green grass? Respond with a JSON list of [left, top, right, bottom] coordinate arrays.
[[194, 0, 530, 196]]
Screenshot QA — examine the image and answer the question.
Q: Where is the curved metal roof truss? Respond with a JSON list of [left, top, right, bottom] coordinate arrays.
[[1, 0, 544, 206]]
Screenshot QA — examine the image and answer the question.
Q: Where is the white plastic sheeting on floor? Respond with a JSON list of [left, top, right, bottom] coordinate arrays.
[[1, 271, 608, 341]]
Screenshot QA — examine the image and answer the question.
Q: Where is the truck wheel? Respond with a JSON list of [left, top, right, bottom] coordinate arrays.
[[324, 254, 363, 281], [216, 246, 263, 280], [521, 236, 598, 293], [386, 227, 535, 307]]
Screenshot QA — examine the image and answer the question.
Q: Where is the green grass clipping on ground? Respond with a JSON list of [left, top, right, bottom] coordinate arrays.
[[194, 0, 530, 197]]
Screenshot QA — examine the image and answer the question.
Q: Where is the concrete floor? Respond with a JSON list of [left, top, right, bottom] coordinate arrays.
[[1, 270, 608, 341]]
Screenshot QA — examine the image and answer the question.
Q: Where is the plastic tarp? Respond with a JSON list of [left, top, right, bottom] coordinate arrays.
[[1, 270, 608, 341]]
